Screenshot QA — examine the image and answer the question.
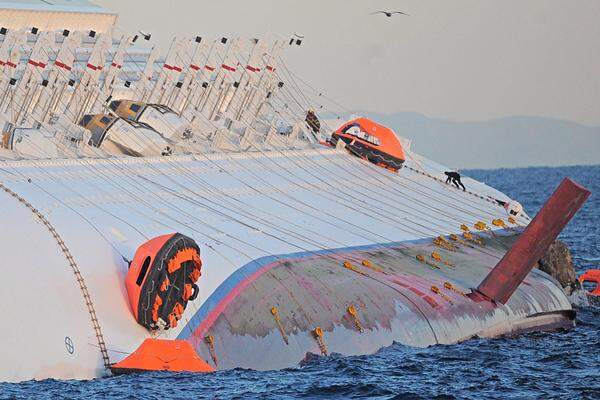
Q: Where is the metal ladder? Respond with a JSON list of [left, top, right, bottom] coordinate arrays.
[[0, 182, 111, 370]]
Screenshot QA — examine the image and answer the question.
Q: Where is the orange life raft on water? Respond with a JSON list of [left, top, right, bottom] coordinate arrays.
[[579, 269, 600, 296], [331, 117, 406, 171], [126, 233, 202, 330], [110, 338, 214, 374]]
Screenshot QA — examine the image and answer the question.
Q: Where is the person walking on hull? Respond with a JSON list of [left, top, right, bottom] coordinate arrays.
[[445, 171, 466, 191]]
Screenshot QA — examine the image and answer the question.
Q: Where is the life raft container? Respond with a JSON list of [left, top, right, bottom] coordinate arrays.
[[331, 117, 405, 172], [579, 269, 600, 296], [125, 233, 202, 330]]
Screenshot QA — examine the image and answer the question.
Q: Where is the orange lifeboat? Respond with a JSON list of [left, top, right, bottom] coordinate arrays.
[[126, 233, 202, 330], [331, 117, 405, 171], [579, 269, 600, 296]]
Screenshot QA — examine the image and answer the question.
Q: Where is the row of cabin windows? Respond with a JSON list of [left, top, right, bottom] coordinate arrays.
[[108, 101, 142, 114]]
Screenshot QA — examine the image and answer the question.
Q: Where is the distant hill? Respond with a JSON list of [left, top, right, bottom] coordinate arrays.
[[326, 112, 600, 169]]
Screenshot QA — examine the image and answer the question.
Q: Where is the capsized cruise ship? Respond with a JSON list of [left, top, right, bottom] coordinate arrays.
[[0, 0, 591, 382]]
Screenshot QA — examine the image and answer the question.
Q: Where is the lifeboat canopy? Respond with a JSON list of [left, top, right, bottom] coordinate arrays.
[[331, 117, 405, 171]]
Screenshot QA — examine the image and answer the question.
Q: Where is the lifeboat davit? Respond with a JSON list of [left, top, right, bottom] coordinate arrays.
[[579, 269, 600, 296], [331, 117, 405, 171]]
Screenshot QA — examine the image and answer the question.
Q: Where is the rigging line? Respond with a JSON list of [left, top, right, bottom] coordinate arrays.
[[261, 95, 494, 227], [135, 161, 465, 313], [402, 152, 531, 223], [110, 50, 404, 250], [169, 51, 464, 238], [195, 68, 500, 242], [395, 149, 508, 216], [144, 47, 496, 256], [163, 45, 460, 253], [266, 90, 503, 225], [277, 56, 353, 114], [0, 163, 129, 258], [1, 70, 272, 262], [274, 58, 313, 112], [239, 143, 443, 238], [0, 136, 155, 245], [3, 126, 257, 271], [239, 138, 507, 260], [116, 46, 426, 250], [262, 124, 510, 256], [11, 33, 496, 262], [104, 65, 440, 268], [95, 47, 376, 252], [273, 59, 338, 132], [2, 161, 135, 256], [138, 174, 380, 257], [37, 152, 268, 260], [135, 60, 446, 247], [4, 37, 502, 290], [59, 126, 446, 286], [4, 152, 259, 264], [35, 71, 380, 260], [258, 92, 516, 255], [268, 86, 507, 224], [272, 70, 516, 220]]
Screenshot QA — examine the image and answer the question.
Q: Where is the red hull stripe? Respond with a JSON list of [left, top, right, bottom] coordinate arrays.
[[266, 65, 276, 72], [55, 60, 72, 71], [221, 63, 236, 72], [111, 62, 122, 69], [164, 64, 183, 72], [246, 65, 260, 72], [86, 63, 102, 71], [190, 64, 201, 71], [6, 61, 16, 68], [204, 65, 215, 71], [28, 59, 46, 68]]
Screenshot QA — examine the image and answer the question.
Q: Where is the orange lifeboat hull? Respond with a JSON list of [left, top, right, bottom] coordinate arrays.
[[331, 118, 405, 171]]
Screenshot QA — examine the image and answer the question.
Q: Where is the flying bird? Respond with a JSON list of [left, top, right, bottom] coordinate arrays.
[[371, 11, 410, 17]]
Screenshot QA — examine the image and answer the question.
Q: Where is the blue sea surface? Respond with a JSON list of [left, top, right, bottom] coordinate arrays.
[[1, 165, 599, 400]]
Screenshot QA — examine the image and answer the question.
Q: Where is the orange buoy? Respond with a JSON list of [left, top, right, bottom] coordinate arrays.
[[110, 339, 214, 374], [579, 269, 600, 296], [125, 233, 202, 330]]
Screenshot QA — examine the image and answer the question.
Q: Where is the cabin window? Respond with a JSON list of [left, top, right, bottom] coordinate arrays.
[[109, 101, 121, 112], [99, 116, 112, 125], [136, 256, 152, 286], [79, 115, 92, 127], [130, 103, 141, 112]]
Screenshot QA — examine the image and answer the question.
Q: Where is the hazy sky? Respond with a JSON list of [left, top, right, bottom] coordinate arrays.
[[95, 0, 600, 127]]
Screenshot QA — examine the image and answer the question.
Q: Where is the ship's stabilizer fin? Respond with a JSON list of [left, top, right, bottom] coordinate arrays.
[[472, 178, 590, 304]]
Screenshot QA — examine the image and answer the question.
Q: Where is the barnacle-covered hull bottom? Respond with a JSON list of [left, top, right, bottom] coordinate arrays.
[[182, 233, 574, 371]]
